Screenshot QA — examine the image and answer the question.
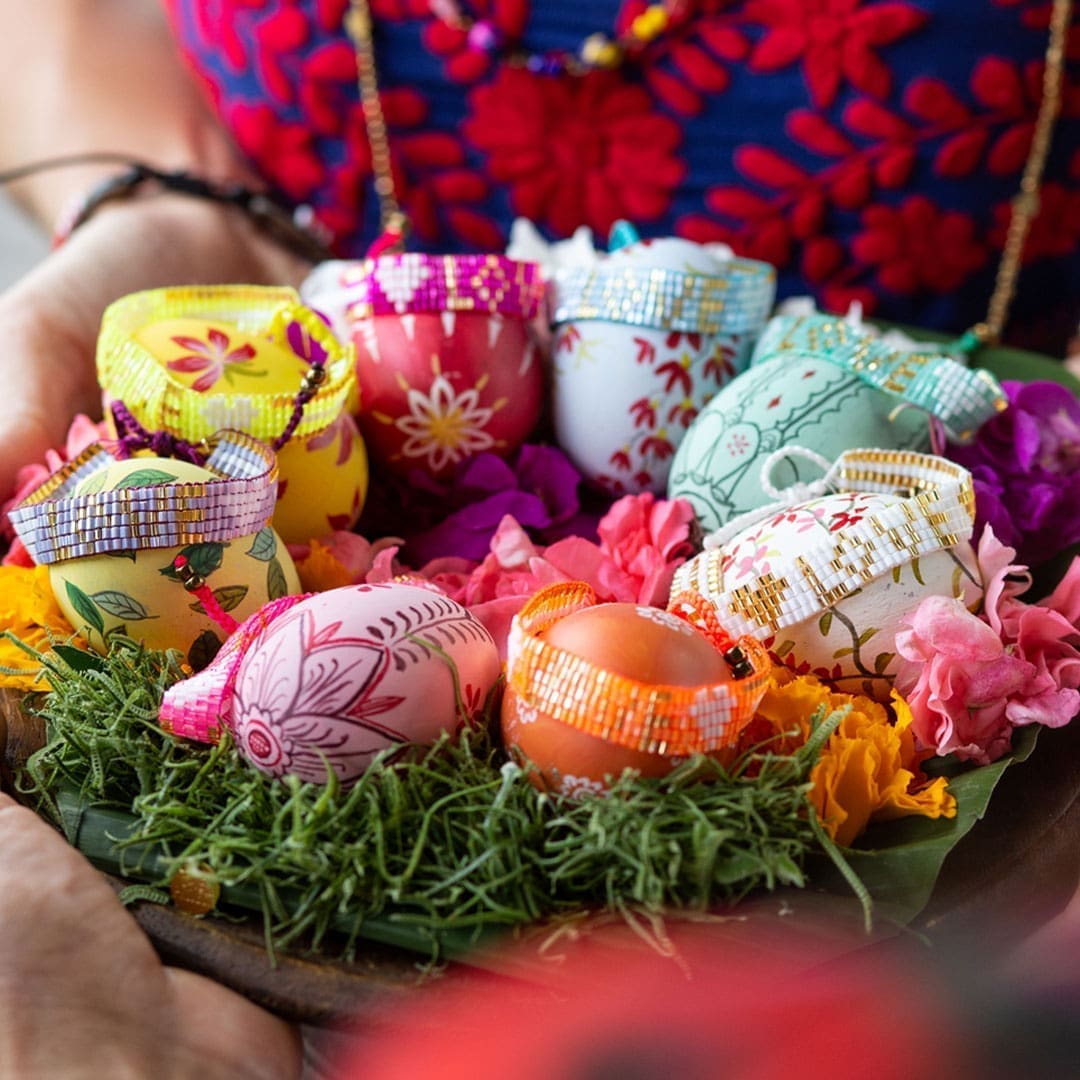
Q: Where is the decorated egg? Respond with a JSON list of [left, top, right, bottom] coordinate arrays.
[[549, 231, 775, 496], [501, 582, 768, 797], [96, 286, 367, 544], [668, 313, 1006, 533], [159, 582, 503, 784], [309, 254, 546, 479], [671, 450, 983, 701], [8, 435, 300, 667]]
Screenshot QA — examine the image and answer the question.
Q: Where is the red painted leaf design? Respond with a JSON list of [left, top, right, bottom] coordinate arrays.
[[843, 100, 913, 140], [786, 110, 855, 157], [988, 123, 1034, 175], [875, 144, 915, 188], [734, 146, 809, 189], [933, 129, 989, 178], [705, 187, 772, 220], [670, 42, 730, 94], [903, 77, 970, 128]]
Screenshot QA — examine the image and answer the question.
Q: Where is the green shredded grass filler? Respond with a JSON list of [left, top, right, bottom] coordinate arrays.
[[20, 638, 856, 959]]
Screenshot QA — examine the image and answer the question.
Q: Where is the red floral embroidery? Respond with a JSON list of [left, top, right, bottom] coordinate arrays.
[[744, 0, 929, 108], [229, 103, 325, 200], [851, 195, 988, 294], [462, 67, 685, 236], [423, 0, 530, 84]]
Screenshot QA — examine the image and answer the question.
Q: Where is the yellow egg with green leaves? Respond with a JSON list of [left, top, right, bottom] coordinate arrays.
[[48, 457, 300, 668]]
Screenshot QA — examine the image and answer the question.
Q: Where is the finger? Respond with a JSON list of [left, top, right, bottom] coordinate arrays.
[[165, 967, 304, 1080]]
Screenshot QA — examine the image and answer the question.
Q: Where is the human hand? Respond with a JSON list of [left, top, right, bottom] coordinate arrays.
[[0, 196, 310, 504], [0, 791, 302, 1079]]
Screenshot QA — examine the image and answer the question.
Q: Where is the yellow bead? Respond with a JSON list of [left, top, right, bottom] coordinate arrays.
[[630, 5, 669, 42], [581, 32, 623, 68]]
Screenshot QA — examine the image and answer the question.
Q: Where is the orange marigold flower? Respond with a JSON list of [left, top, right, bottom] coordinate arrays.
[[0, 565, 83, 691], [749, 669, 956, 847]]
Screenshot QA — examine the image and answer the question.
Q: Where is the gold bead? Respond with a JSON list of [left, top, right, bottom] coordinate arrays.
[[581, 33, 622, 68], [630, 5, 669, 42]]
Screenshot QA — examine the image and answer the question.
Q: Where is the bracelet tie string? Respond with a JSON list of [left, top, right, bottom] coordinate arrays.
[[702, 446, 841, 551]]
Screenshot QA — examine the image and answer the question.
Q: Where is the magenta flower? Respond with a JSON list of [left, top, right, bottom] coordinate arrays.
[[948, 380, 1080, 566], [358, 444, 596, 564]]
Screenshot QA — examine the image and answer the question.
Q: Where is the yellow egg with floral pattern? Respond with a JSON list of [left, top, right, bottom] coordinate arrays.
[[47, 457, 301, 668], [273, 412, 369, 542], [96, 286, 367, 546]]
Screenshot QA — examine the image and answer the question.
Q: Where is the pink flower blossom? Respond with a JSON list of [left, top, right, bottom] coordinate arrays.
[[894, 528, 1080, 764], [289, 494, 697, 660]]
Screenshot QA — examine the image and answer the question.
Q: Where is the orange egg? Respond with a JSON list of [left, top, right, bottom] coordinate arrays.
[[501, 602, 738, 798], [542, 603, 733, 687]]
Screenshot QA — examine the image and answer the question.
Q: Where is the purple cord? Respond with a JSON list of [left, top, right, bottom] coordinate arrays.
[[111, 400, 208, 464], [271, 359, 327, 451]]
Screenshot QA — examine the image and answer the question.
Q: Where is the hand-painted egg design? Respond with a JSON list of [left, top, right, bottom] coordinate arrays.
[[501, 590, 763, 797], [672, 490, 983, 701], [96, 288, 368, 546], [339, 255, 546, 479], [48, 457, 300, 666], [667, 356, 929, 534], [228, 583, 502, 783], [549, 238, 775, 496], [273, 411, 369, 542]]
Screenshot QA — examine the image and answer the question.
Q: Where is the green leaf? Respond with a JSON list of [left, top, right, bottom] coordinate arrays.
[[189, 585, 249, 616], [891, 565, 902, 584], [63, 580, 104, 636], [245, 527, 277, 562], [820, 726, 1040, 923], [873, 651, 896, 675], [833, 646, 854, 658], [159, 542, 227, 580], [103, 549, 137, 561], [113, 468, 179, 489], [52, 645, 106, 672], [187, 630, 222, 672], [818, 611, 833, 636], [773, 639, 796, 659], [90, 590, 152, 621], [856, 626, 879, 647], [267, 557, 289, 600], [76, 471, 108, 496], [910, 557, 925, 586]]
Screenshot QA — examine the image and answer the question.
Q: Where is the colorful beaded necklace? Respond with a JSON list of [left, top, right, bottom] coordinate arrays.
[[427, 0, 694, 75]]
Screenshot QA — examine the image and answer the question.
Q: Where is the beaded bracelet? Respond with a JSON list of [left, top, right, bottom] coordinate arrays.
[[51, 160, 333, 262]]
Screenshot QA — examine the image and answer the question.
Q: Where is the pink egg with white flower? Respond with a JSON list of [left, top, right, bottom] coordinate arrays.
[[321, 254, 546, 479], [160, 582, 502, 784]]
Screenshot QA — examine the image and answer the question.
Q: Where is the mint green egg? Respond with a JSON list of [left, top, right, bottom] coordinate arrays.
[[666, 355, 929, 532]]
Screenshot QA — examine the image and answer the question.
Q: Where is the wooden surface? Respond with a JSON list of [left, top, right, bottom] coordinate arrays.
[[3, 685, 1079, 1027]]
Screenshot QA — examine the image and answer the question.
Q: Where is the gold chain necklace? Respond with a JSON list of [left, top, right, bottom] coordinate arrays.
[[346, 0, 1073, 348]]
